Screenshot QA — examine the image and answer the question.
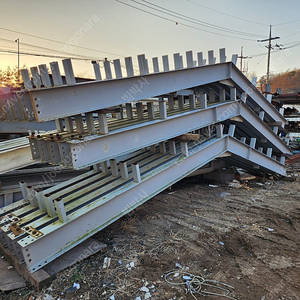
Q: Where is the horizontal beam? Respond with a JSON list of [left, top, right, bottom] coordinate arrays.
[[29, 100, 289, 169], [0, 121, 56, 134], [29, 63, 231, 121], [0, 138, 35, 174], [34, 101, 240, 168]]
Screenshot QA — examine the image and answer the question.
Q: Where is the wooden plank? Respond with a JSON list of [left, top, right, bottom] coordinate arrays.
[[172, 133, 200, 142], [43, 238, 106, 276], [0, 256, 26, 291], [0, 241, 51, 291]]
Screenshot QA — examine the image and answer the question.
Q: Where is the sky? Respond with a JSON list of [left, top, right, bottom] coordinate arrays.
[[0, 0, 300, 80]]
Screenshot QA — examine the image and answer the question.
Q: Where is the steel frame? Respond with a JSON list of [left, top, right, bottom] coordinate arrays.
[[0, 132, 286, 273], [0, 137, 35, 174], [27, 100, 289, 169]]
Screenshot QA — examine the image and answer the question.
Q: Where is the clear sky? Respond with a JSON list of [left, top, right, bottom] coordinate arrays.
[[0, 0, 300, 80]]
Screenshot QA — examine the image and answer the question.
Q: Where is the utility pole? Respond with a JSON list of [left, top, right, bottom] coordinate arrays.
[[238, 46, 251, 74], [257, 25, 280, 85], [15, 38, 20, 85]]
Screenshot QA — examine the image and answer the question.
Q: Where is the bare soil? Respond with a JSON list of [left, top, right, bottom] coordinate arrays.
[[2, 167, 300, 300]]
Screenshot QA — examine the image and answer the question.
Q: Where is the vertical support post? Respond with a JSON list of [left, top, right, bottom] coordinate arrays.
[[136, 102, 144, 120], [93, 62, 102, 80], [250, 138, 256, 148], [55, 119, 64, 132], [147, 102, 155, 119], [231, 54, 238, 65], [241, 137, 247, 143], [120, 161, 129, 180], [189, 94, 196, 109], [200, 94, 207, 109], [150, 144, 156, 152], [208, 50, 215, 65], [132, 163, 141, 183], [125, 57, 134, 77], [280, 156, 285, 164], [230, 88, 237, 100], [228, 124, 236, 137], [126, 103, 133, 120], [21, 69, 33, 89], [251, 77, 257, 86], [110, 159, 119, 177], [19, 181, 28, 200], [219, 89, 226, 102], [209, 90, 215, 102], [85, 112, 95, 133], [273, 126, 278, 134], [169, 140, 176, 155], [197, 52, 204, 66], [159, 141, 166, 154], [50, 62, 63, 86], [44, 194, 56, 218], [216, 124, 224, 138], [159, 99, 167, 119], [54, 198, 67, 223], [267, 148, 273, 157], [38, 64, 52, 87], [279, 108, 284, 116], [35, 189, 47, 212], [113, 59, 123, 78], [104, 58, 112, 79], [4, 193, 13, 206], [75, 114, 84, 133], [100, 161, 108, 174], [180, 142, 188, 157], [138, 54, 149, 75], [168, 95, 174, 110], [30, 67, 41, 88], [259, 111, 265, 120], [62, 58, 76, 85], [186, 51, 193, 68], [152, 57, 159, 73], [98, 113, 108, 134], [219, 48, 226, 63], [64, 117, 74, 132], [258, 147, 264, 153], [162, 55, 169, 71], [174, 53, 181, 69], [178, 95, 184, 110]]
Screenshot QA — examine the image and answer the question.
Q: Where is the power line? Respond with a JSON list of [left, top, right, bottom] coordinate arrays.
[[116, 0, 260, 41], [274, 19, 300, 26], [0, 26, 126, 58], [0, 37, 97, 60], [186, 0, 269, 27], [0, 49, 97, 61], [137, 0, 265, 38]]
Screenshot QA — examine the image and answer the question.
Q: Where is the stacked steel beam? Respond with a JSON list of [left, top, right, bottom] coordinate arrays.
[[0, 48, 290, 274]]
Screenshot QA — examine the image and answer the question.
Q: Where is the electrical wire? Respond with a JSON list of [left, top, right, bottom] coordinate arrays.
[[137, 0, 265, 38], [0, 37, 97, 60], [116, 0, 260, 41], [0, 49, 97, 61], [274, 19, 300, 26], [186, 0, 269, 27], [164, 270, 237, 299], [0, 26, 126, 58]]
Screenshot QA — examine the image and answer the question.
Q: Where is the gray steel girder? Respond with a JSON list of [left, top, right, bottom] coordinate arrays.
[[0, 135, 286, 273]]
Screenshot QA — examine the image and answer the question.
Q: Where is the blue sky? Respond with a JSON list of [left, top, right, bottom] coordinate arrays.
[[0, 0, 300, 79]]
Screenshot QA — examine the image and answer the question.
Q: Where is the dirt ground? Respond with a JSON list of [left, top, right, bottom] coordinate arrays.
[[1, 165, 300, 300]]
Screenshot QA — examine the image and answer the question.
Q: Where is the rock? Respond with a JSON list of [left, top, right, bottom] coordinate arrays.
[[140, 286, 149, 293], [103, 257, 111, 269]]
